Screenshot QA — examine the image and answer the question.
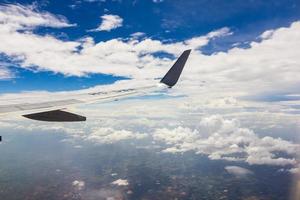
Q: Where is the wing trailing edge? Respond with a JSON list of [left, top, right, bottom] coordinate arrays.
[[160, 49, 191, 87]]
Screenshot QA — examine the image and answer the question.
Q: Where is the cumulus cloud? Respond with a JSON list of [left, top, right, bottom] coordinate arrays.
[[0, 4, 74, 31], [1, 97, 299, 168], [90, 14, 123, 32], [288, 167, 300, 174], [278, 165, 300, 174], [225, 166, 254, 178], [0, 118, 146, 144], [111, 179, 129, 186], [72, 180, 85, 190], [84, 127, 147, 144], [153, 115, 299, 166]]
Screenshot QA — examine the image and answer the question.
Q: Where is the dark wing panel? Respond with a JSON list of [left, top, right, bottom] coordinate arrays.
[[160, 49, 191, 87], [23, 110, 86, 122]]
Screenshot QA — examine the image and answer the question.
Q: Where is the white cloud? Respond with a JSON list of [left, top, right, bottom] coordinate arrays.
[[130, 32, 146, 39], [72, 180, 85, 190], [153, 115, 299, 166], [206, 27, 232, 38], [1, 96, 299, 168], [0, 4, 231, 79], [90, 14, 123, 32], [0, 118, 146, 144], [84, 127, 147, 144], [288, 166, 300, 174], [0, 26, 229, 80], [277, 165, 300, 174], [225, 166, 254, 178], [111, 179, 129, 186], [0, 4, 74, 31]]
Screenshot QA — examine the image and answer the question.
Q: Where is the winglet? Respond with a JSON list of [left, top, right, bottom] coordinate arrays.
[[160, 49, 191, 87]]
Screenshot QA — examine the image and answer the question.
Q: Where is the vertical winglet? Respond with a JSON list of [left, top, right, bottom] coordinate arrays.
[[160, 49, 191, 87]]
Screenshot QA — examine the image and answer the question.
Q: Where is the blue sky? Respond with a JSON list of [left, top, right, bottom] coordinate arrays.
[[0, 0, 299, 93]]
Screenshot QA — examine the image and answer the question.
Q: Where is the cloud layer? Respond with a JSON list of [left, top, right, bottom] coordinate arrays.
[[0, 3, 229, 79], [153, 115, 299, 166], [1, 110, 299, 168], [84, 127, 147, 144]]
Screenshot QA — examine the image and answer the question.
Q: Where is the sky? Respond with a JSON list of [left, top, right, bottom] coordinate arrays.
[[0, 0, 299, 94], [0, 1, 300, 199]]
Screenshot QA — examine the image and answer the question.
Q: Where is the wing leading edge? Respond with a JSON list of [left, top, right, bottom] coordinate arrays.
[[1, 50, 191, 122]]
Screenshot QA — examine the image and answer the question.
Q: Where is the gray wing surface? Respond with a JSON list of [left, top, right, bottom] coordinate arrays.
[[0, 50, 191, 122]]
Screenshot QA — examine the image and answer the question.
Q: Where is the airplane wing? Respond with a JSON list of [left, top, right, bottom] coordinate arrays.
[[0, 50, 191, 122]]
